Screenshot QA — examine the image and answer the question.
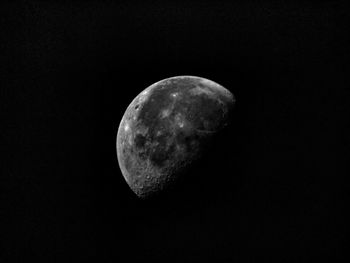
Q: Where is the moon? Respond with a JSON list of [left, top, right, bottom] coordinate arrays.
[[116, 76, 235, 198]]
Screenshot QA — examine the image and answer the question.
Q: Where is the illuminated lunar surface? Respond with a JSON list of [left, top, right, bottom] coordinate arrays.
[[116, 76, 235, 198]]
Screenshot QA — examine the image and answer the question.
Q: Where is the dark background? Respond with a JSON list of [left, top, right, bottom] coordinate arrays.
[[1, 1, 348, 262]]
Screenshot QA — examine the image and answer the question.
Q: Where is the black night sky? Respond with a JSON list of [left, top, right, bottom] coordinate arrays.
[[1, 1, 348, 262]]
